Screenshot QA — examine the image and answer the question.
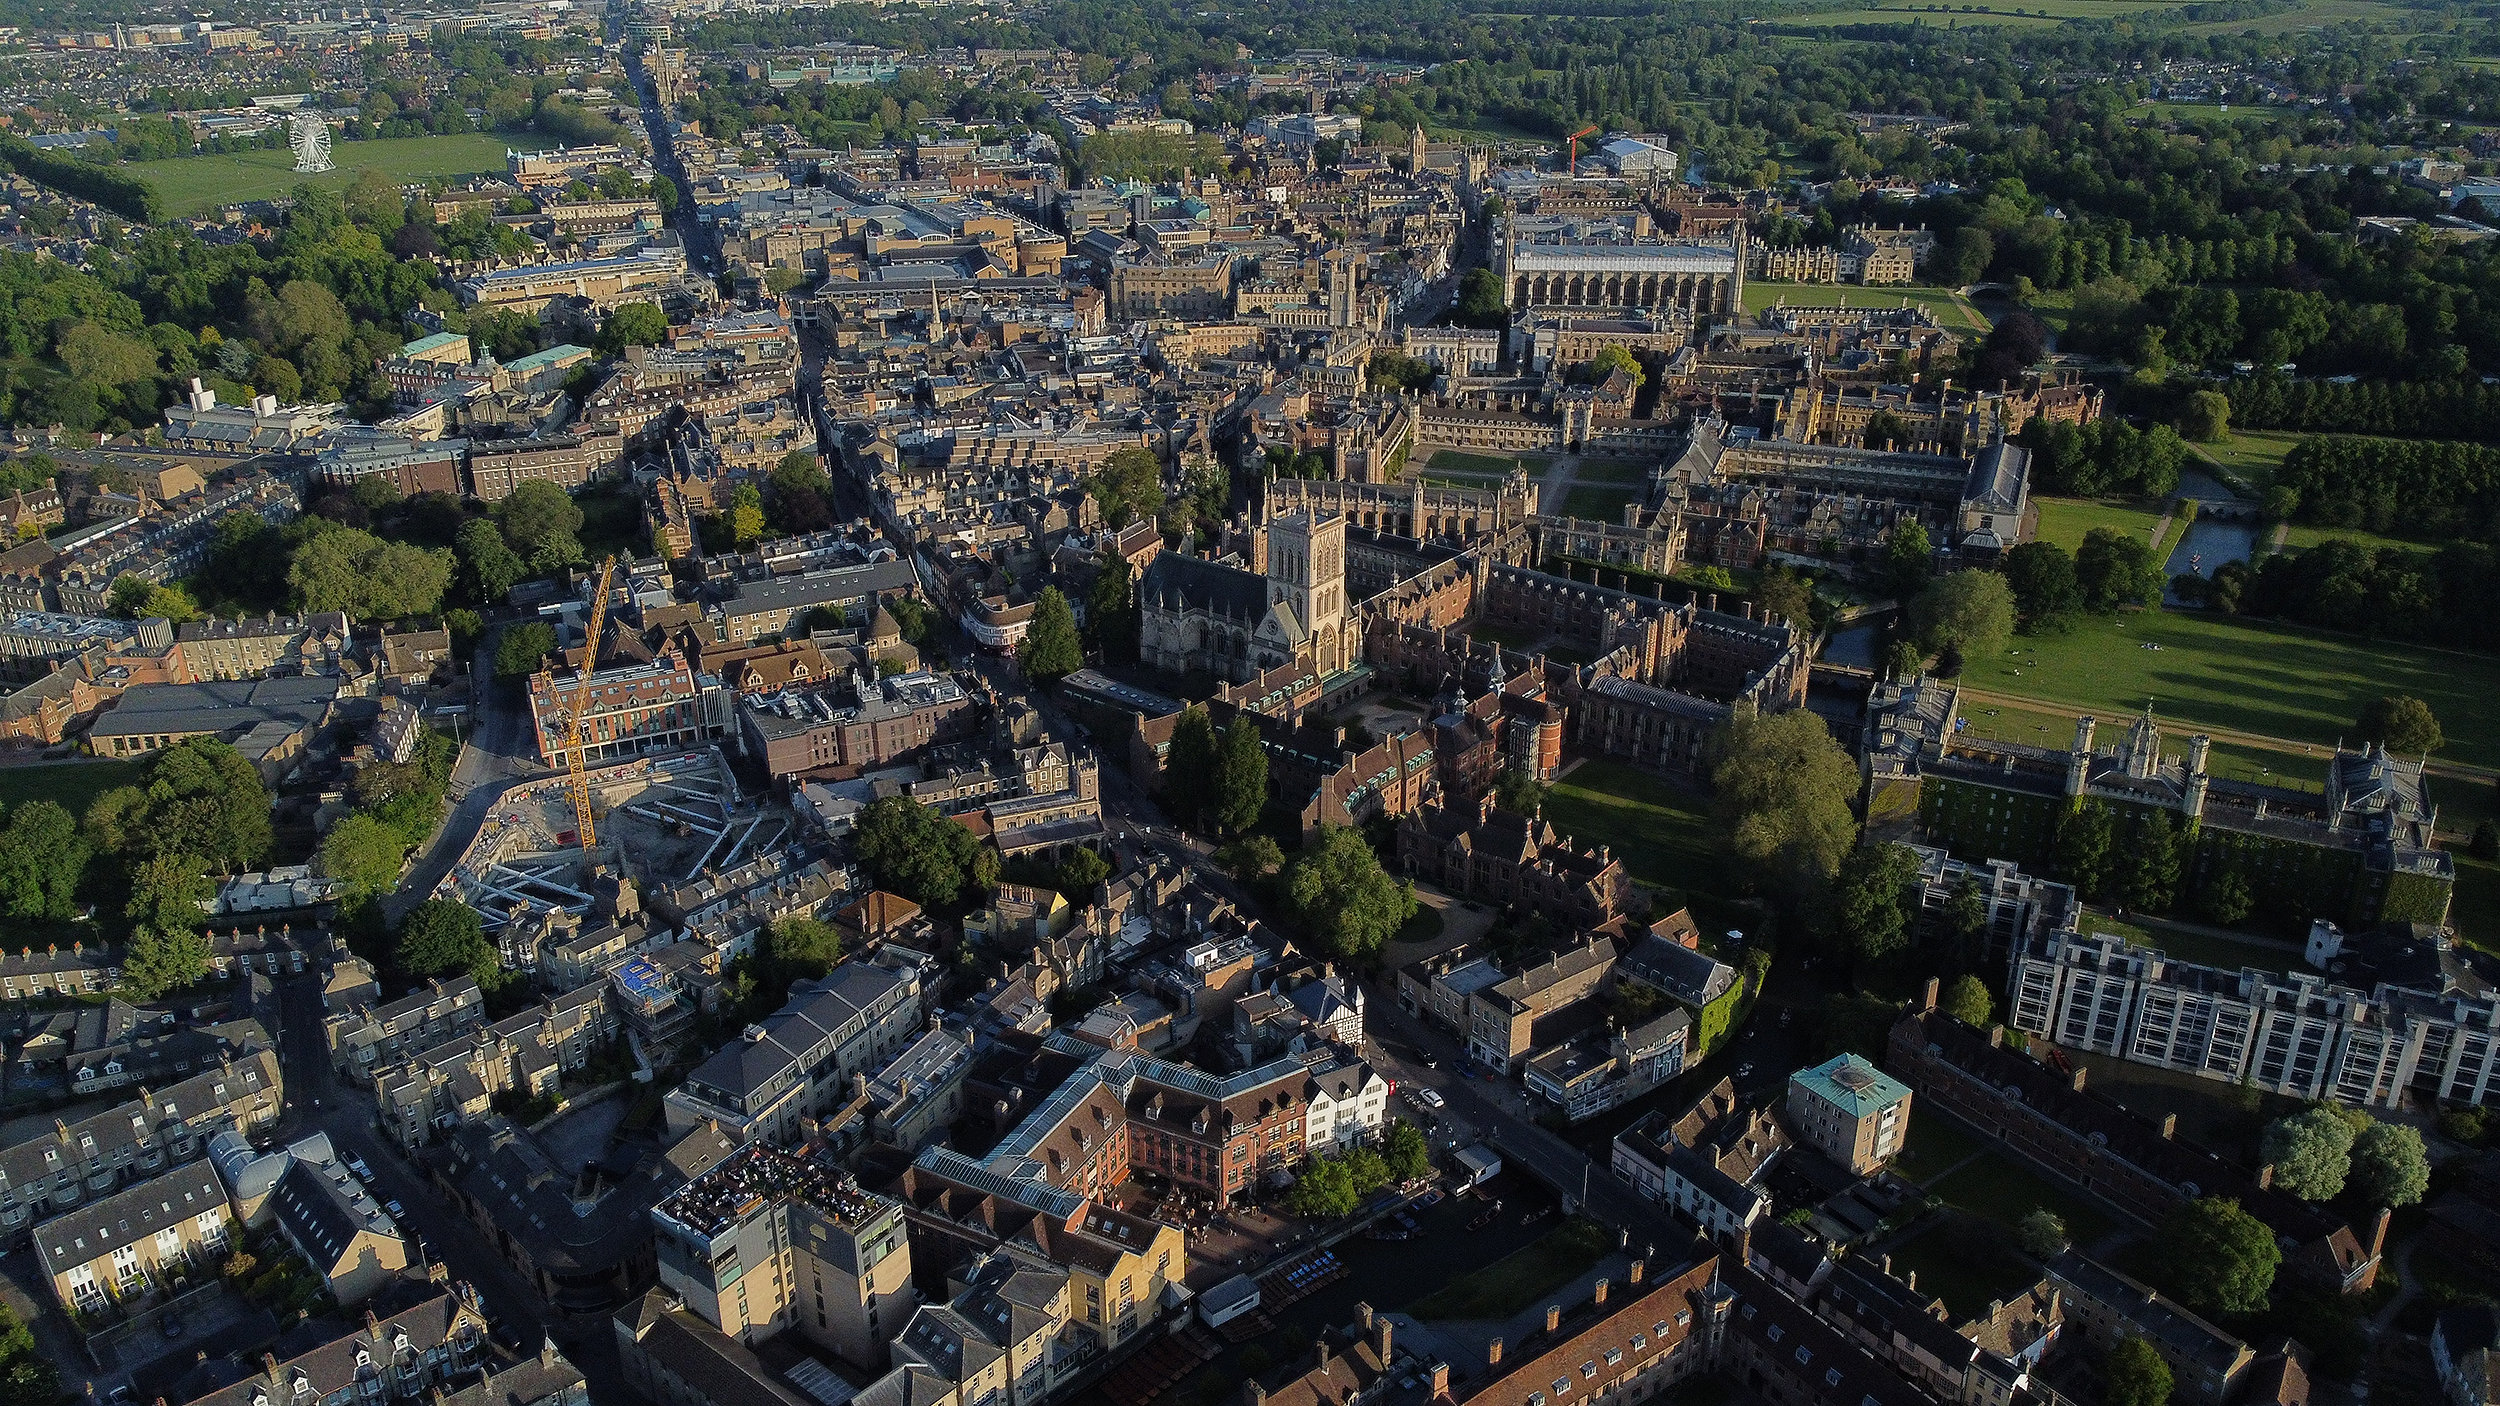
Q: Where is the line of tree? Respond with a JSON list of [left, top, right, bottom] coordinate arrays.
[[0, 133, 164, 223], [2179, 539, 2500, 653], [2223, 377, 2500, 444], [2268, 436, 2500, 544]]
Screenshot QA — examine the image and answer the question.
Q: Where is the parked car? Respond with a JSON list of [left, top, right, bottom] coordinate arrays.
[[346, 1156, 372, 1180], [1418, 1088, 1445, 1109], [385, 1200, 406, 1219]]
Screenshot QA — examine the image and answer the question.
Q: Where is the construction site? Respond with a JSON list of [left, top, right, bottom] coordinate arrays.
[[432, 747, 793, 929]]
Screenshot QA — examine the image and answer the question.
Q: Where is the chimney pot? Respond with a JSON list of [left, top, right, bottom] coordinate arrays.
[[1546, 1305, 1561, 1333], [1489, 1339, 1503, 1366], [1593, 1278, 1609, 1306], [1629, 1258, 1645, 1285]]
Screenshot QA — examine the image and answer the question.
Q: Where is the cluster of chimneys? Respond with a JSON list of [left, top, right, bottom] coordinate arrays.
[[1487, 1258, 1648, 1369]]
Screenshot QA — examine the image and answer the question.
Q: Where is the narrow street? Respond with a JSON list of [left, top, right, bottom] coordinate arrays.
[[267, 978, 633, 1399]]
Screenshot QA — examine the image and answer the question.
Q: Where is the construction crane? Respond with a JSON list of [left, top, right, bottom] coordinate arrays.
[[550, 556, 617, 850], [1566, 124, 1599, 177]]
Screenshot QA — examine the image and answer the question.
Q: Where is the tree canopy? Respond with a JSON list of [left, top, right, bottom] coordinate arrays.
[[2260, 1105, 2357, 1201], [2158, 1198, 2279, 1316], [1286, 825, 1417, 965], [1018, 586, 1083, 683], [1912, 569, 2016, 659], [854, 795, 998, 910], [398, 900, 500, 989], [1212, 715, 1269, 836], [2355, 694, 2443, 756], [1709, 707, 1860, 900]]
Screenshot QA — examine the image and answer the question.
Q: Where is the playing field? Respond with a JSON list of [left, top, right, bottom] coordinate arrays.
[[1741, 280, 1990, 330], [2031, 496, 2163, 553], [129, 134, 548, 217], [1969, 608, 2500, 771], [2177, 0, 2418, 32], [2129, 101, 2299, 121]]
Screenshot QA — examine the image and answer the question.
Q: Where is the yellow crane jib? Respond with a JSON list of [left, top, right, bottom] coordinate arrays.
[[559, 556, 617, 850]]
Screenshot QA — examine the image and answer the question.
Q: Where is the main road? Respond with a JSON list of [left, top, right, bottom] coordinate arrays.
[[386, 638, 545, 925]]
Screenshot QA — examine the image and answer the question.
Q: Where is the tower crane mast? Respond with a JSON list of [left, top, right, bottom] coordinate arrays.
[[552, 556, 616, 849]]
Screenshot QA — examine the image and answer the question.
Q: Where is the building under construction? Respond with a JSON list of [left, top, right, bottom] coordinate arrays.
[[431, 748, 784, 932]]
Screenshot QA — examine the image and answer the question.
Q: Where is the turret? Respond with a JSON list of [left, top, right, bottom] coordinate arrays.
[[2064, 716, 2095, 797], [2185, 734, 2211, 820]]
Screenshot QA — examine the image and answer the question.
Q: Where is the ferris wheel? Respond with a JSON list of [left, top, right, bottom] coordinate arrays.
[[289, 110, 334, 175]]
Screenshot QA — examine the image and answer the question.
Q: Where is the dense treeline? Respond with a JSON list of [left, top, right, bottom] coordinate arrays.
[[2271, 437, 2500, 543], [2223, 378, 2500, 442], [2192, 539, 2500, 653], [0, 134, 162, 223]]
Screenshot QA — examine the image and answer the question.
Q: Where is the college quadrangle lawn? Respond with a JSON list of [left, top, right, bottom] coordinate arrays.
[[129, 134, 549, 217]]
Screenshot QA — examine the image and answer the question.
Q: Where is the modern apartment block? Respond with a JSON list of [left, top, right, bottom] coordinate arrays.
[[651, 1143, 917, 1368], [2008, 921, 2500, 1109], [1785, 1054, 1912, 1176]]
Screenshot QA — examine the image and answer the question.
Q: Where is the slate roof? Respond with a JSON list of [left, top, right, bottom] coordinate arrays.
[[33, 1161, 226, 1278], [1140, 551, 1265, 619]]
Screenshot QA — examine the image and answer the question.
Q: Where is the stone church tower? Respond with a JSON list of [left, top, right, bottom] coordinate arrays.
[[1268, 508, 1351, 674]]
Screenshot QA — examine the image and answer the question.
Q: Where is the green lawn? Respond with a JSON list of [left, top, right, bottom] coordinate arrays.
[[1781, 5, 2067, 28], [2276, 521, 2438, 557], [1559, 483, 1640, 522], [1884, 1217, 2047, 1321], [1423, 449, 1550, 476], [1466, 622, 1547, 652], [1409, 1216, 1613, 1320], [2032, 496, 2163, 553], [1890, 1110, 1988, 1185], [1742, 280, 1990, 330], [1544, 758, 1723, 894], [2066, 1049, 2295, 1160], [2129, 102, 2298, 121], [0, 759, 145, 817], [1928, 1149, 2117, 1246], [1954, 694, 2328, 793], [1971, 608, 2500, 771], [129, 133, 548, 217], [2456, 856, 2500, 957], [1572, 460, 1651, 486], [2082, 910, 2301, 974], [2178, 0, 2418, 32], [2191, 430, 2304, 489]]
